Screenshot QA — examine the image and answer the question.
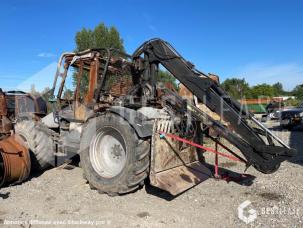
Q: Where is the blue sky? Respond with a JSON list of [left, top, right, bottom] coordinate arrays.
[[1, 0, 302, 91]]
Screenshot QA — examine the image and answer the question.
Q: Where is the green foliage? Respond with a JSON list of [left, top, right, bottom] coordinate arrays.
[[40, 87, 53, 114], [250, 83, 275, 98], [40, 87, 51, 100], [63, 89, 74, 100], [272, 82, 284, 96], [157, 70, 178, 90], [75, 23, 124, 52], [284, 98, 300, 107], [221, 78, 252, 99], [72, 67, 88, 100], [73, 23, 125, 94], [292, 85, 303, 101], [220, 78, 301, 102]]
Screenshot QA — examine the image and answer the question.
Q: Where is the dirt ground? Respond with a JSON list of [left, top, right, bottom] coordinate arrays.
[[0, 121, 302, 227]]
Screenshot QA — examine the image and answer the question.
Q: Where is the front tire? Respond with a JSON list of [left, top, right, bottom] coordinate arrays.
[[80, 113, 150, 196], [15, 120, 55, 170]]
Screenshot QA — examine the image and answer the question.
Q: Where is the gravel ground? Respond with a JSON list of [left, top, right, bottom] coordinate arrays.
[[0, 121, 302, 227]]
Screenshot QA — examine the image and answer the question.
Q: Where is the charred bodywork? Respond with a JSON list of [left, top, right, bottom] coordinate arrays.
[[30, 39, 296, 195], [0, 89, 47, 138], [0, 89, 44, 187]]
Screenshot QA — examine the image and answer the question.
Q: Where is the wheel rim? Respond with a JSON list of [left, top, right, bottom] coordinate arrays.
[[89, 127, 127, 178]]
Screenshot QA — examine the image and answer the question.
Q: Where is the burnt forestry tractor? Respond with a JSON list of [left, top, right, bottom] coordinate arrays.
[[0, 89, 47, 187], [15, 39, 296, 196]]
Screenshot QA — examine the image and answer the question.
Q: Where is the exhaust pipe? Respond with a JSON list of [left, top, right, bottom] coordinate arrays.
[[0, 135, 31, 187]]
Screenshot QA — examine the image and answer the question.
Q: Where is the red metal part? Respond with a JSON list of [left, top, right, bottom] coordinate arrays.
[[159, 132, 255, 184], [214, 141, 220, 178], [0, 135, 31, 187], [159, 132, 244, 162]]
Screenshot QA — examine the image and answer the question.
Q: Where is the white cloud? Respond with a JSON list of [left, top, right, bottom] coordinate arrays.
[[37, 52, 55, 58], [236, 62, 303, 91]]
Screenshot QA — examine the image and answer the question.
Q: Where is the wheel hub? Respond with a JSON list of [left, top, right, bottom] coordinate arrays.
[[89, 127, 127, 178], [111, 144, 123, 158]]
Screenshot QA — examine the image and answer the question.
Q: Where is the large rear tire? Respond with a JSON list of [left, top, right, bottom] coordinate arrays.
[[80, 113, 150, 196], [15, 120, 55, 170]]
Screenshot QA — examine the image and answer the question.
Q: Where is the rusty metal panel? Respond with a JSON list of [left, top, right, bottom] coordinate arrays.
[[150, 161, 211, 196], [150, 119, 211, 195], [84, 59, 99, 105], [0, 116, 13, 135], [0, 91, 12, 135], [153, 130, 198, 172], [74, 102, 88, 121], [179, 84, 226, 124], [151, 119, 199, 172], [109, 78, 133, 97], [178, 84, 194, 101], [0, 90, 7, 116], [208, 73, 220, 84]]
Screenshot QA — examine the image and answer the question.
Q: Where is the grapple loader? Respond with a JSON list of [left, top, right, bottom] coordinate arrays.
[[15, 39, 296, 196]]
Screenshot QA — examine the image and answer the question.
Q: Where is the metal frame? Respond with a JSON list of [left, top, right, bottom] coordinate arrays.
[[132, 38, 296, 173]]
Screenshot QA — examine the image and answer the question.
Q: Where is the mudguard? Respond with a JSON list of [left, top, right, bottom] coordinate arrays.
[[109, 106, 153, 138], [79, 107, 153, 154]]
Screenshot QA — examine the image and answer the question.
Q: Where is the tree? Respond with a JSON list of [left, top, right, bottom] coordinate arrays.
[[74, 23, 179, 93], [250, 83, 275, 98], [221, 78, 251, 99], [292, 85, 303, 101], [73, 23, 125, 92], [40, 87, 52, 114], [30, 84, 40, 96], [157, 70, 178, 90], [75, 23, 124, 52], [272, 82, 284, 96], [41, 87, 51, 100]]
